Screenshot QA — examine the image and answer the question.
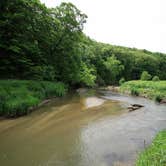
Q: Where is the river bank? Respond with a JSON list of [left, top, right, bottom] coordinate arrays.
[[0, 80, 67, 117], [101, 82, 166, 166], [136, 130, 166, 166], [1, 80, 166, 118], [104, 80, 166, 104]]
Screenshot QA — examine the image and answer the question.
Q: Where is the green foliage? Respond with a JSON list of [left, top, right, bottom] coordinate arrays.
[[0, 80, 67, 117], [88, 42, 166, 85], [152, 76, 160, 81], [103, 55, 124, 84], [141, 71, 152, 81], [0, 0, 91, 87], [153, 93, 162, 102], [50, 2, 87, 85], [119, 77, 125, 85], [131, 88, 139, 96], [0, 0, 166, 87], [42, 66, 56, 81], [30, 66, 44, 80], [120, 81, 166, 102], [79, 63, 96, 87], [136, 130, 166, 166]]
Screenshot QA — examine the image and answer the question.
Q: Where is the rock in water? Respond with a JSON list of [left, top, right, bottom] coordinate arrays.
[[128, 104, 144, 112]]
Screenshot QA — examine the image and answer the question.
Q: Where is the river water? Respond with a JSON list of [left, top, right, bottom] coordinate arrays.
[[0, 89, 165, 166]]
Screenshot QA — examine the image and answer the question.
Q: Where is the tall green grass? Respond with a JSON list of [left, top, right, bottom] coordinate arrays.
[[0, 80, 67, 117], [120, 81, 166, 102], [136, 130, 166, 166]]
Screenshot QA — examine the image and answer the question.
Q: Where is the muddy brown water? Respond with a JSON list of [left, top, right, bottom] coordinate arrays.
[[0, 89, 165, 166]]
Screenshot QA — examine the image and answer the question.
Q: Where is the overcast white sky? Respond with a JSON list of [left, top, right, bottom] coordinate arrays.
[[40, 0, 166, 53]]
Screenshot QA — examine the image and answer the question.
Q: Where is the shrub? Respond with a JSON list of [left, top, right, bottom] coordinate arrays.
[[154, 94, 162, 102], [96, 76, 105, 86], [119, 77, 125, 85], [0, 80, 67, 117], [131, 88, 139, 96], [152, 76, 160, 81], [42, 66, 56, 81], [30, 66, 44, 80], [140, 71, 152, 81], [79, 63, 96, 87], [120, 80, 166, 102]]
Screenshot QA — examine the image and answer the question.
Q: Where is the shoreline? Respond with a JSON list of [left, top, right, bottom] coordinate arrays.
[[101, 85, 166, 104]]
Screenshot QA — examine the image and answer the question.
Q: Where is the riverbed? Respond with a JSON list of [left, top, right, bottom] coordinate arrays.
[[0, 89, 165, 166]]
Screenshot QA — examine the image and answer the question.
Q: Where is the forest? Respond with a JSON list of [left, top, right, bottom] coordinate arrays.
[[1, 0, 166, 87]]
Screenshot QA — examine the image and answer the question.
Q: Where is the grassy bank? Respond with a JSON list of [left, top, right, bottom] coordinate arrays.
[[136, 130, 166, 166], [0, 80, 67, 117], [120, 81, 166, 102]]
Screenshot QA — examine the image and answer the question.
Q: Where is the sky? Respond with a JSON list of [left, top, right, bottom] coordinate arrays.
[[40, 0, 166, 53]]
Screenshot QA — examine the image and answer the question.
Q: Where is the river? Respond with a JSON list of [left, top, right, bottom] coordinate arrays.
[[0, 89, 165, 166]]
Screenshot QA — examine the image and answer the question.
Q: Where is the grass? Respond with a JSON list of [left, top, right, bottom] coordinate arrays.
[[136, 130, 166, 166], [120, 81, 166, 102], [121, 81, 166, 165], [0, 80, 67, 117]]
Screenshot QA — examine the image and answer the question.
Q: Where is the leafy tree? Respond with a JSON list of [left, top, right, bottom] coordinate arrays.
[[0, 0, 165, 87], [157, 53, 166, 79], [140, 71, 152, 81], [49, 3, 87, 85], [79, 63, 96, 87], [103, 55, 124, 84], [0, 0, 57, 79], [152, 76, 160, 81], [133, 53, 159, 79], [119, 77, 125, 85]]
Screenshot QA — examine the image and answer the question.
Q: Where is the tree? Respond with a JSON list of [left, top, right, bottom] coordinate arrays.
[[49, 3, 87, 85], [140, 71, 152, 80], [152, 76, 160, 81], [0, 0, 165, 87], [119, 77, 125, 85], [0, 0, 57, 79], [79, 63, 96, 87], [103, 55, 124, 84]]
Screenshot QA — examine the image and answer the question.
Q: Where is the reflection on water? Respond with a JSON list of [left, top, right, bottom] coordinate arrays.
[[0, 89, 165, 166], [85, 97, 105, 108]]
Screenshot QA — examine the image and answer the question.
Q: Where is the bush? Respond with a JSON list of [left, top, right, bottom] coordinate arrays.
[[79, 63, 96, 87], [42, 66, 56, 81], [140, 71, 152, 81], [119, 77, 125, 85], [154, 93, 162, 102], [120, 80, 166, 102], [0, 80, 67, 117], [96, 76, 105, 86], [131, 88, 139, 96], [30, 66, 44, 80], [152, 76, 160, 81]]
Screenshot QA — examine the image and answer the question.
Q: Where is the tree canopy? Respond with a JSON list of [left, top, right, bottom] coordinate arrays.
[[0, 0, 166, 86]]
